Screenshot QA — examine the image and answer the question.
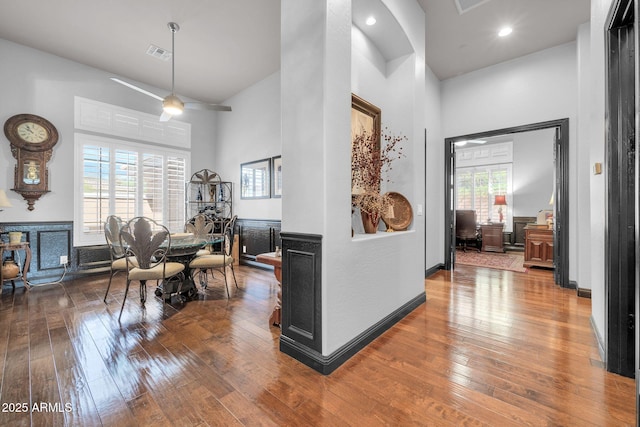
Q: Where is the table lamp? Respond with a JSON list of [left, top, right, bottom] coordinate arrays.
[[0, 190, 12, 211], [494, 195, 507, 222], [0, 189, 12, 234]]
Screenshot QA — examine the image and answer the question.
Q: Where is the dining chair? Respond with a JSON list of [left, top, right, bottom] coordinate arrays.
[[185, 213, 216, 257], [188, 215, 238, 297], [118, 216, 185, 319], [103, 215, 138, 302]]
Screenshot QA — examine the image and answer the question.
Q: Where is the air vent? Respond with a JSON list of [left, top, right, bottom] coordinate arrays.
[[454, 0, 491, 14], [145, 44, 172, 61]]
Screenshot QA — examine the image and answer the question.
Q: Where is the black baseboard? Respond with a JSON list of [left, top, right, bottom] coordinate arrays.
[[280, 292, 426, 375], [577, 287, 592, 298], [425, 264, 444, 278]]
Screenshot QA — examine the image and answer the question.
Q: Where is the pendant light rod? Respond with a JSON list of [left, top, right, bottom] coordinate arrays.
[[168, 22, 180, 95]]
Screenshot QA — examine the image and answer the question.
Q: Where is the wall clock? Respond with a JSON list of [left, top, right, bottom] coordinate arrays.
[[3, 114, 59, 210]]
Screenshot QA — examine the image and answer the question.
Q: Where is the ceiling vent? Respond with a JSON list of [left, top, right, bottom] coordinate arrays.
[[145, 44, 172, 61], [454, 0, 492, 14]]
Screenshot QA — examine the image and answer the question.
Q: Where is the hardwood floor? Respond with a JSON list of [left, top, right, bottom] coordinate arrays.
[[0, 264, 634, 426]]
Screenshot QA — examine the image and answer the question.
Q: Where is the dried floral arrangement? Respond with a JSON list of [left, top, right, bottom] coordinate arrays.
[[351, 127, 406, 230]]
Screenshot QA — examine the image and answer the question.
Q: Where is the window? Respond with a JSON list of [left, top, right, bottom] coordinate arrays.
[[75, 134, 188, 246], [456, 164, 512, 231], [74, 97, 191, 246]]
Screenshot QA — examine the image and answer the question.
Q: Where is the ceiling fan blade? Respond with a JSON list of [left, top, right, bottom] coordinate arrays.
[[159, 111, 173, 122], [110, 78, 164, 101], [184, 102, 232, 112]]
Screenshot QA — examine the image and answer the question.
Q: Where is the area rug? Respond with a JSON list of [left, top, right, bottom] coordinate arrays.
[[455, 250, 527, 273]]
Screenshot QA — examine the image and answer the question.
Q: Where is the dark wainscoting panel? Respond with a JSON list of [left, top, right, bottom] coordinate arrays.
[[280, 233, 322, 350], [0, 222, 73, 285], [513, 216, 536, 246], [237, 218, 281, 264], [280, 232, 322, 355]]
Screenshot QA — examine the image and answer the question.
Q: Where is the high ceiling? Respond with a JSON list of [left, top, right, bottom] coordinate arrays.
[[0, 0, 590, 105], [419, 0, 590, 80]]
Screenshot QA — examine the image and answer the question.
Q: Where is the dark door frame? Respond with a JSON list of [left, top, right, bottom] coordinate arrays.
[[443, 119, 570, 289], [605, 0, 636, 380]]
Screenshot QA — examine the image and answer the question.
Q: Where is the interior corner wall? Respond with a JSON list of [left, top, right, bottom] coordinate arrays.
[[576, 21, 592, 294], [0, 38, 216, 226], [589, 0, 615, 356], [424, 65, 444, 270], [215, 71, 282, 220], [440, 42, 579, 283], [281, 0, 426, 355]]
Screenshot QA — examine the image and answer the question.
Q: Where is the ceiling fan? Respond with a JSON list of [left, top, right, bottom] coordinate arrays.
[[111, 22, 231, 122]]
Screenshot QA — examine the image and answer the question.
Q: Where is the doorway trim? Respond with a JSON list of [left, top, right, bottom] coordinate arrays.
[[443, 119, 570, 288], [605, 0, 636, 379]]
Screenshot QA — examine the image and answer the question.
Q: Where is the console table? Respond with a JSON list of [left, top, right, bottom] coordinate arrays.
[[523, 224, 554, 268], [0, 241, 31, 290], [480, 223, 505, 253], [256, 252, 282, 327]]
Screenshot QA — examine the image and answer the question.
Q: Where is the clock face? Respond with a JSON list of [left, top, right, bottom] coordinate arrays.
[[16, 122, 49, 144]]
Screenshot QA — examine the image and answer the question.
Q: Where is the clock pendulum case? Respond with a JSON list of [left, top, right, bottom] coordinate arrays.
[[3, 114, 59, 211]]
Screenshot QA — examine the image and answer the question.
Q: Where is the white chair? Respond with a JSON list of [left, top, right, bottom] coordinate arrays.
[[118, 217, 185, 319], [185, 213, 216, 257], [188, 215, 238, 297], [103, 215, 137, 302]]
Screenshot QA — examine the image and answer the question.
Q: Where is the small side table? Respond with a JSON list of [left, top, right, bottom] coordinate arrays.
[[480, 223, 505, 253], [256, 252, 282, 328], [0, 241, 31, 290]]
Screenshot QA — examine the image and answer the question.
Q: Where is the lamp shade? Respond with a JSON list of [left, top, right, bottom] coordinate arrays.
[[494, 195, 507, 206], [0, 189, 13, 208], [162, 94, 184, 115]]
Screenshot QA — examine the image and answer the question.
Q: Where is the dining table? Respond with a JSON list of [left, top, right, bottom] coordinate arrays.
[[256, 251, 282, 327], [155, 233, 224, 300]]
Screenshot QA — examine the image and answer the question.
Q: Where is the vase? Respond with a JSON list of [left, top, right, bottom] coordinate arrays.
[[361, 211, 379, 234], [2, 260, 19, 279]]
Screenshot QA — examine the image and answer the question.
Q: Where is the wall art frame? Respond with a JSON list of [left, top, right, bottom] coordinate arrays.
[[271, 155, 282, 198], [241, 158, 271, 199]]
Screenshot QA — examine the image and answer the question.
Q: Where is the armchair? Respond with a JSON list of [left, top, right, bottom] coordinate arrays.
[[455, 210, 480, 252]]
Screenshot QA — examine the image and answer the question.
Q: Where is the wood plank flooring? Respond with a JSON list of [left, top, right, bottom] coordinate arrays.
[[0, 264, 634, 426]]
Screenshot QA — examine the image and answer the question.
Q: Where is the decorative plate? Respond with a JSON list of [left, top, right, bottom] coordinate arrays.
[[381, 192, 413, 231]]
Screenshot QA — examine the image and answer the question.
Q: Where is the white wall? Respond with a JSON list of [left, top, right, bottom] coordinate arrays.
[[215, 71, 282, 220], [281, 0, 426, 354], [0, 38, 217, 226], [424, 65, 443, 270], [440, 43, 579, 283]]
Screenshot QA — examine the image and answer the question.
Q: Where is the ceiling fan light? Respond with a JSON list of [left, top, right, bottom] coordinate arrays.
[[163, 94, 184, 115]]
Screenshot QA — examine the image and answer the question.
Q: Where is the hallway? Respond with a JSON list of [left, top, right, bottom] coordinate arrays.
[[0, 265, 633, 425]]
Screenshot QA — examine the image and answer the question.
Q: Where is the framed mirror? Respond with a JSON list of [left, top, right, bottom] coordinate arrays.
[[271, 156, 282, 198], [241, 158, 271, 199], [351, 93, 381, 194]]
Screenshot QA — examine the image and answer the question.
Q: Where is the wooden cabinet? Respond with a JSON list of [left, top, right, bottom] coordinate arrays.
[[481, 223, 504, 253], [524, 225, 554, 268]]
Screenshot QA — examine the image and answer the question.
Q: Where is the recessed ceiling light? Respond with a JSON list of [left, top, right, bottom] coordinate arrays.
[[498, 27, 513, 37], [366, 16, 376, 26]]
